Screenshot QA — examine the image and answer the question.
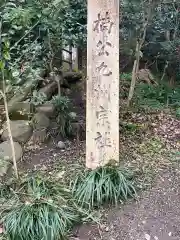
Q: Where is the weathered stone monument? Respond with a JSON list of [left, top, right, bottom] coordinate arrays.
[[86, 0, 119, 169]]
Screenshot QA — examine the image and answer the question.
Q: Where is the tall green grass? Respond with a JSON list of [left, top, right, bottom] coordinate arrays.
[[71, 164, 137, 209], [0, 176, 80, 240]]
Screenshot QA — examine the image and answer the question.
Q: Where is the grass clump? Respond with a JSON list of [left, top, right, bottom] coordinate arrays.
[[2, 200, 78, 240], [0, 176, 80, 240], [71, 163, 137, 209]]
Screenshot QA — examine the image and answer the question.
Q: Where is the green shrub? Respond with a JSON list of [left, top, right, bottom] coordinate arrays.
[[0, 176, 80, 240], [3, 201, 78, 240], [120, 72, 180, 110], [120, 73, 132, 99], [71, 163, 137, 209], [51, 96, 74, 137], [121, 73, 132, 82], [51, 96, 72, 114], [135, 82, 180, 110], [30, 91, 47, 106]]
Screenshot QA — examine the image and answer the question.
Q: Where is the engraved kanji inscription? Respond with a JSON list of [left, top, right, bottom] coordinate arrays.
[[96, 40, 112, 56], [96, 106, 110, 127], [93, 12, 114, 34], [96, 62, 112, 76], [96, 106, 108, 119], [95, 131, 112, 149], [94, 87, 111, 101]]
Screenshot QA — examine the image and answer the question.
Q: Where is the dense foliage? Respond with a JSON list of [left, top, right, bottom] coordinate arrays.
[[121, 0, 180, 81], [0, 0, 86, 98], [1, 0, 180, 91]]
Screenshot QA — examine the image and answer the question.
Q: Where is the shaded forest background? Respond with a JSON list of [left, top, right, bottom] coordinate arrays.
[[0, 0, 180, 94]]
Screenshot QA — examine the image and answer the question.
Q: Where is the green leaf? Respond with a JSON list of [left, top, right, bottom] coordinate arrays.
[[4, 40, 10, 48], [3, 52, 11, 60], [0, 61, 5, 70]]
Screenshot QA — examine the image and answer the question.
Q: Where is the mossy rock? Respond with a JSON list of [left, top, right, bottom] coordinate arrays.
[[31, 113, 50, 130], [2, 120, 32, 143]]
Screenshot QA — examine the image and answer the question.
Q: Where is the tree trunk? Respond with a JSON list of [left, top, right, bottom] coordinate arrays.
[[127, 42, 140, 107]]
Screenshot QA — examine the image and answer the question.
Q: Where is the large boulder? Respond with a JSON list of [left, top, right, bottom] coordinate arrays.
[[0, 157, 10, 177], [31, 128, 49, 144], [36, 103, 55, 117], [31, 113, 50, 143], [137, 69, 157, 85], [63, 72, 82, 84], [2, 120, 32, 143], [9, 102, 35, 121], [32, 113, 50, 129], [9, 102, 35, 115], [0, 141, 23, 176]]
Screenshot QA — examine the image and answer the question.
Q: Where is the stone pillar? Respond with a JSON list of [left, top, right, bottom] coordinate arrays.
[[86, 0, 119, 169]]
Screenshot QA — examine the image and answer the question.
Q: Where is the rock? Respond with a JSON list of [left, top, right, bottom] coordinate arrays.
[[69, 112, 77, 120], [38, 82, 57, 100], [31, 113, 50, 143], [9, 102, 35, 115], [37, 103, 55, 117], [2, 120, 32, 143], [9, 102, 34, 121], [0, 157, 10, 177], [32, 128, 49, 143], [57, 141, 65, 149], [0, 141, 23, 176], [71, 122, 85, 141], [137, 69, 157, 85], [32, 112, 50, 129], [145, 233, 151, 240], [63, 72, 82, 84]]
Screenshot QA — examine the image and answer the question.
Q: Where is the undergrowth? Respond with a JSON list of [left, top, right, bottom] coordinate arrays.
[[71, 163, 137, 209], [0, 164, 137, 239], [51, 96, 74, 137], [30, 91, 48, 106], [0, 176, 81, 240], [120, 72, 180, 111], [135, 82, 180, 110]]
